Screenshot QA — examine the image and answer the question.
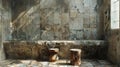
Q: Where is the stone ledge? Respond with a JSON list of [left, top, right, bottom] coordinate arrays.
[[3, 40, 107, 60]]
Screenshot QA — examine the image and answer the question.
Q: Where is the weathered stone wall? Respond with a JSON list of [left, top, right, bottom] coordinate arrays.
[[107, 30, 120, 65], [3, 40, 107, 60], [0, 0, 11, 60], [99, 0, 120, 65], [11, 0, 100, 40]]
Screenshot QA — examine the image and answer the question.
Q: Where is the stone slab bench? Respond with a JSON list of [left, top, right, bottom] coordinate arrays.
[[3, 40, 107, 60]]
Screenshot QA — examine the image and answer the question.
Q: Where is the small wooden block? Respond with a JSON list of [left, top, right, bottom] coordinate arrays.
[[70, 49, 81, 66], [49, 48, 59, 62]]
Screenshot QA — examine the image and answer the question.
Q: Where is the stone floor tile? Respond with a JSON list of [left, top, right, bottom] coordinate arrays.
[[80, 63, 94, 67], [40, 62, 49, 65], [94, 65, 117, 67], [81, 59, 99, 67], [98, 60, 111, 65], [0, 59, 117, 67], [94, 65, 104, 67], [7, 64, 27, 67], [58, 65, 79, 67], [20, 60, 31, 65], [81, 60, 90, 64], [106, 65, 117, 67]]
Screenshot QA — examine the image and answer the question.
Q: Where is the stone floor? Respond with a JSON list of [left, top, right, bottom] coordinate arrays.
[[0, 59, 117, 67]]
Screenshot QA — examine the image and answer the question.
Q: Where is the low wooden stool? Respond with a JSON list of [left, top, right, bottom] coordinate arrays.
[[70, 49, 81, 65], [49, 48, 59, 62]]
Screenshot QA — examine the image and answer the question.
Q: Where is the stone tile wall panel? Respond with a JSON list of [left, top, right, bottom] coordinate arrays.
[[10, 0, 98, 40]]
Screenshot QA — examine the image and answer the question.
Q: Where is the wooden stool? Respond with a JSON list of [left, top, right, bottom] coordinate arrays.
[[49, 48, 59, 62], [70, 49, 81, 65]]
